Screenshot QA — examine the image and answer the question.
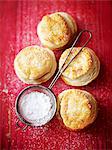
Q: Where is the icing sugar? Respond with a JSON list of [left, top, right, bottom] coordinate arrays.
[[20, 92, 53, 126]]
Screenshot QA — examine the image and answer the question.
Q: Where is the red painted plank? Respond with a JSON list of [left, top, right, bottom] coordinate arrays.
[[0, 1, 112, 150]]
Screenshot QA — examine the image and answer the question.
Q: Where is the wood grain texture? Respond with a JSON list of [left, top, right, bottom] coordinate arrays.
[[0, 0, 112, 150]]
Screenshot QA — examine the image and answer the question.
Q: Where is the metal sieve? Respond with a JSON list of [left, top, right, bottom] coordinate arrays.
[[15, 30, 92, 130], [16, 85, 56, 130]]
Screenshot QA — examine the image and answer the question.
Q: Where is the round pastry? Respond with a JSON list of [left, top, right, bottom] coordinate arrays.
[[57, 89, 98, 130], [37, 12, 77, 50], [59, 47, 100, 86], [14, 45, 57, 84]]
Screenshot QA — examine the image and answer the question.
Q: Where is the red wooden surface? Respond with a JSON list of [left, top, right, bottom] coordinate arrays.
[[0, 0, 112, 150]]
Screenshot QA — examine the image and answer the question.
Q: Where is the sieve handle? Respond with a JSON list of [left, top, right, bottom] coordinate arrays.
[[48, 30, 92, 89], [16, 120, 28, 131]]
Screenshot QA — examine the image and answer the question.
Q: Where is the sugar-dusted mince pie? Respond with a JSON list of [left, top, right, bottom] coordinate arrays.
[[59, 47, 100, 86], [57, 89, 98, 130], [37, 12, 77, 50], [14, 45, 57, 84]]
